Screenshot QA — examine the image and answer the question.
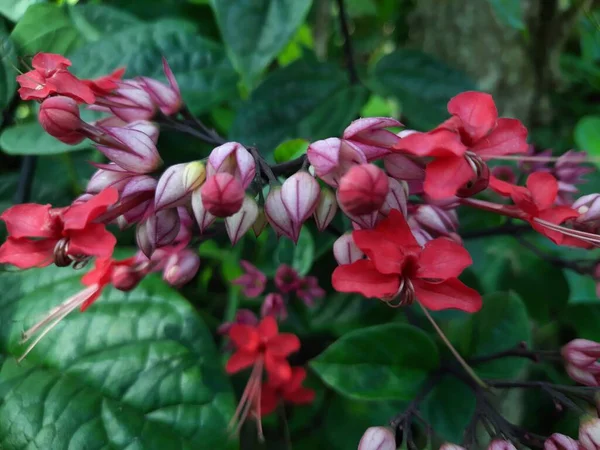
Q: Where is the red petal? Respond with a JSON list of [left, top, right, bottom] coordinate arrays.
[[267, 334, 300, 357], [423, 156, 473, 199], [394, 129, 467, 157], [51, 71, 96, 104], [229, 325, 260, 352], [67, 224, 116, 258], [225, 351, 257, 374], [0, 237, 55, 268], [416, 238, 472, 280], [532, 206, 581, 245], [258, 316, 278, 340], [32, 53, 71, 74], [353, 229, 405, 274], [265, 353, 292, 384], [511, 187, 538, 216], [447, 91, 498, 142], [260, 385, 279, 416], [526, 172, 558, 210], [284, 387, 315, 405], [0, 203, 57, 238], [377, 209, 419, 248], [62, 188, 119, 230], [332, 260, 400, 299], [282, 367, 307, 394], [488, 175, 516, 196], [81, 257, 113, 287], [413, 278, 482, 312], [471, 118, 528, 157]]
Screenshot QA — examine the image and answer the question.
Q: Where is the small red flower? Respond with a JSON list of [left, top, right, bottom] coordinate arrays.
[[259, 367, 315, 416], [332, 209, 481, 312], [394, 91, 528, 199], [82, 67, 126, 96], [226, 316, 300, 383], [0, 188, 118, 268]]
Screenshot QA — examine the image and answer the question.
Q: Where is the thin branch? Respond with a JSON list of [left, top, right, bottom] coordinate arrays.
[[14, 156, 37, 204], [334, 0, 359, 84], [469, 346, 560, 365]]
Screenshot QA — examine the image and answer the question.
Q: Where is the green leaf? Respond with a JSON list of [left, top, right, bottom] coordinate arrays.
[[0, 0, 44, 22], [231, 59, 368, 157], [310, 323, 439, 400], [69, 4, 142, 41], [209, 0, 313, 87], [68, 20, 239, 115], [565, 270, 598, 304], [0, 266, 237, 450], [421, 376, 475, 443], [575, 116, 600, 169], [564, 304, 600, 341], [277, 24, 314, 67], [464, 292, 531, 379], [487, 0, 525, 30], [273, 139, 309, 163], [10, 3, 84, 54], [0, 23, 17, 111], [0, 121, 91, 155], [274, 227, 315, 276], [370, 49, 476, 130]]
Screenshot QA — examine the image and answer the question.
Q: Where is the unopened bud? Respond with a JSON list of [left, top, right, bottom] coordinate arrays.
[[111, 265, 144, 291], [566, 363, 600, 387], [136, 221, 153, 258], [191, 188, 216, 232], [562, 339, 600, 368], [307, 138, 367, 187], [207, 142, 256, 189], [357, 426, 396, 450], [574, 194, 600, 224], [281, 171, 320, 238], [154, 162, 204, 212], [544, 433, 579, 450], [225, 196, 259, 245], [440, 444, 466, 450], [86, 168, 134, 194], [383, 153, 426, 183], [265, 186, 295, 242], [163, 249, 200, 287], [183, 161, 206, 191], [333, 233, 364, 265], [314, 187, 337, 231], [487, 440, 517, 450], [380, 177, 408, 217], [252, 207, 268, 237], [146, 208, 180, 251], [39, 96, 85, 144], [343, 117, 402, 159], [261, 293, 287, 320], [201, 173, 245, 217], [97, 125, 163, 174], [338, 164, 389, 215], [580, 417, 600, 450]]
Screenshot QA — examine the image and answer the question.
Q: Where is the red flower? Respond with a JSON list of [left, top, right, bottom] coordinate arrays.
[[226, 316, 300, 383], [16, 53, 96, 104], [259, 367, 315, 416], [394, 91, 528, 199], [0, 188, 118, 268], [332, 209, 481, 312], [82, 68, 126, 96]]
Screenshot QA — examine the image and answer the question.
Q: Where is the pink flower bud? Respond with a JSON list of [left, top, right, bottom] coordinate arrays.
[[105, 80, 156, 122], [275, 264, 300, 293], [146, 208, 180, 251], [544, 433, 579, 450], [265, 186, 296, 242], [207, 142, 256, 189], [333, 233, 364, 265], [174, 207, 194, 245], [252, 207, 268, 237], [357, 426, 396, 450], [191, 188, 216, 233], [338, 164, 389, 215], [410, 204, 459, 243], [111, 264, 144, 291], [343, 117, 403, 159], [440, 445, 466, 450], [232, 260, 267, 298], [566, 363, 600, 386], [119, 175, 157, 225], [307, 138, 367, 187], [380, 178, 408, 218], [261, 293, 287, 320], [163, 248, 200, 287], [562, 339, 600, 368], [96, 125, 163, 174], [86, 167, 135, 194], [281, 171, 320, 238], [154, 162, 206, 212], [136, 221, 153, 257], [574, 194, 600, 225], [225, 196, 259, 245], [201, 173, 245, 218], [383, 153, 426, 183], [38, 96, 85, 144], [580, 418, 600, 450], [138, 58, 182, 116], [314, 187, 337, 231], [487, 440, 517, 450]]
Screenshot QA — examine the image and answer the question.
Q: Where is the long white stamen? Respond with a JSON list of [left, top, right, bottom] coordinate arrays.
[[534, 218, 600, 246]]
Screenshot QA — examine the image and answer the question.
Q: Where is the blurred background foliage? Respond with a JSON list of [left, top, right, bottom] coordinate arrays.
[[0, 0, 599, 449]]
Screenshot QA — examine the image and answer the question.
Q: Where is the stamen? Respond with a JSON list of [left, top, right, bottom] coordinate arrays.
[[53, 238, 71, 267], [533, 218, 600, 246]]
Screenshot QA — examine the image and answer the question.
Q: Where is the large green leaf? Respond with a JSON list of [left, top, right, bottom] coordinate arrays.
[[463, 292, 531, 379], [575, 116, 600, 170], [310, 323, 439, 400], [487, 0, 525, 30], [0, 0, 45, 22], [0, 266, 236, 450], [209, 0, 313, 87], [564, 304, 600, 341], [230, 59, 368, 157], [0, 22, 17, 111], [370, 49, 476, 130], [0, 121, 91, 155], [67, 20, 239, 115], [275, 227, 315, 276], [69, 4, 142, 40]]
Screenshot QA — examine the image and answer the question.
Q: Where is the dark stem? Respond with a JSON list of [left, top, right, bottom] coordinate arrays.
[[469, 346, 561, 365], [279, 404, 293, 450], [335, 0, 359, 84], [271, 155, 307, 177], [14, 156, 37, 204], [461, 222, 531, 239], [180, 106, 227, 145]]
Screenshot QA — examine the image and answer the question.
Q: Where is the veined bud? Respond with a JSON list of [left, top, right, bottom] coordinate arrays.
[[127, 120, 159, 144], [580, 417, 600, 450], [487, 439, 517, 450], [201, 173, 245, 217], [343, 117, 403, 159], [146, 208, 180, 251], [163, 249, 200, 287], [183, 161, 206, 191], [119, 175, 157, 225], [192, 188, 216, 233], [333, 232, 364, 265], [252, 207, 268, 237], [357, 426, 396, 450], [154, 163, 201, 212], [440, 445, 466, 450], [96, 125, 163, 174], [261, 293, 287, 321], [136, 221, 153, 258], [39, 96, 85, 144], [86, 167, 135, 194], [544, 433, 579, 450], [139, 59, 182, 116], [225, 196, 259, 245], [111, 264, 144, 291], [307, 138, 367, 187], [566, 363, 600, 387], [380, 177, 408, 218], [562, 339, 600, 368], [107, 80, 156, 122], [338, 164, 389, 216], [574, 194, 600, 225], [281, 171, 320, 238], [314, 187, 337, 231], [265, 186, 295, 242], [383, 153, 426, 183], [207, 142, 256, 189]]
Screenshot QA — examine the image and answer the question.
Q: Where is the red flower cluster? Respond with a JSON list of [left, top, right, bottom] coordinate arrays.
[[332, 209, 481, 312], [259, 367, 315, 416]]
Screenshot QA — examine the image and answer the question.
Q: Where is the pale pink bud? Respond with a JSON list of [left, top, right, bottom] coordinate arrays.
[[487, 439, 517, 450], [338, 164, 389, 215], [119, 175, 157, 224], [39, 96, 85, 144], [357, 426, 396, 450], [174, 207, 194, 245], [86, 167, 135, 194], [574, 194, 600, 224], [566, 363, 600, 386], [281, 171, 320, 238], [343, 207, 380, 230], [191, 188, 216, 233], [225, 196, 259, 245], [440, 445, 466, 450], [201, 173, 245, 218], [139, 58, 182, 116], [410, 204, 459, 243], [333, 233, 364, 265], [136, 221, 153, 258], [383, 153, 425, 183], [314, 188, 337, 231], [146, 208, 180, 251], [261, 293, 287, 320], [207, 142, 256, 189], [380, 178, 408, 218], [275, 264, 300, 293], [126, 120, 159, 144], [154, 162, 206, 212], [265, 186, 295, 241], [232, 260, 267, 298], [544, 433, 579, 450], [163, 249, 200, 287], [580, 418, 600, 450], [343, 117, 403, 159], [307, 138, 367, 187], [111, 265, 144, 291], [97, 125, 163, 174], [252, 207, 268, 237], [107, 80, 156, 122], [562, 339, 600, 368]]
